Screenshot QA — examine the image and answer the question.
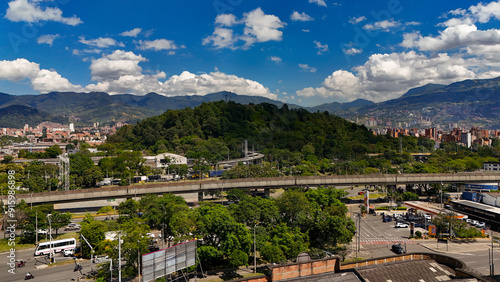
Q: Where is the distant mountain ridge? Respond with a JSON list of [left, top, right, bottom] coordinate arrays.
[[1, 76, 499, 128], [342, 76, 500, 128], [0, 91, 365, 127]]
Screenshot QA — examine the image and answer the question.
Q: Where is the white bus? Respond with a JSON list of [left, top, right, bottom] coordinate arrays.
[[34, 238, 77, 256]]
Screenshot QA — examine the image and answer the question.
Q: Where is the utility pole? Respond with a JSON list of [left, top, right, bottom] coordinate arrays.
[[35, 211, 38, 246], [138, 243, 141, 282], [491, 228, 495, 277], [119, 233, 122, 282], [81, 234, 95, 271], [48, 214, 54, 264], [441, 182, 444, 209], [358, 213, 361, 257], [254, 224, 257, 273]]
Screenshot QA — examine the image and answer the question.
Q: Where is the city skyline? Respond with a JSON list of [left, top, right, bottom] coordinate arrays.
[[1, 0, 500, 107]]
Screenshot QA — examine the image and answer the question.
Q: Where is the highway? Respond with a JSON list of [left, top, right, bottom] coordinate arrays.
[[2, 172, 499, 206]]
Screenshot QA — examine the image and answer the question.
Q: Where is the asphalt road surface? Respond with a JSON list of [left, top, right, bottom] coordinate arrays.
[[0, 247, 97, 282]]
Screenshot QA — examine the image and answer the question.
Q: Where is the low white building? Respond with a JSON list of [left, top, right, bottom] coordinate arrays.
[[484, 162, 500, 171], [144, 153, 188, 169]]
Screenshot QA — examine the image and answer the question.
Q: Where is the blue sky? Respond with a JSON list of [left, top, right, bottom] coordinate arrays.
[[1, 0, 500, 107]]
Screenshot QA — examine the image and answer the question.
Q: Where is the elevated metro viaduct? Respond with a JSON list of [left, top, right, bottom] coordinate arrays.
[[2, 172, 500, 207]]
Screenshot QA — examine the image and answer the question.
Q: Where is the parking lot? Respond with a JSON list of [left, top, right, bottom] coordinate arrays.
[[352, 210, 416, 245]]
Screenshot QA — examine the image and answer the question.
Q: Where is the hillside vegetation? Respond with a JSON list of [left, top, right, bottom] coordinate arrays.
[[107, 101, 429, 161]]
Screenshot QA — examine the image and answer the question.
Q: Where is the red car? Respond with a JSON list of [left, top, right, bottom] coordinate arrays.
[[358, 191, 364, 195]]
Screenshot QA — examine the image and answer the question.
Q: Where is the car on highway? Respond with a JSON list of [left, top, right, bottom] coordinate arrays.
[[391, 244, 405, 254], [63, 248, 75, 257], [37, 229, 48, 235], [65, 223, 81, 231], [395, 222, 409, 228]]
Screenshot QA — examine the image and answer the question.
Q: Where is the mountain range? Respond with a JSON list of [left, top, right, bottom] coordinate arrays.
[[0, 76, 499, 129]]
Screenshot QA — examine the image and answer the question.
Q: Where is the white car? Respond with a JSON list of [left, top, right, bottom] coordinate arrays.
[[395, 222, 409, 228], [471, 220, 479, 226], [423, 214, 431, 220], [37, 229, 48, 235], [465, 219, 472, 224], [63, 248, 75, 257], [93, 255, 109, 263], [65, 223, 81, 231], [476, 222, 486, 228]]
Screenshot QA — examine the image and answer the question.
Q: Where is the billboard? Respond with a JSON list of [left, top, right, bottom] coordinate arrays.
[[142, 240, 196, 282], [465, 183, 499, 191], [429, 225, 436, 236]]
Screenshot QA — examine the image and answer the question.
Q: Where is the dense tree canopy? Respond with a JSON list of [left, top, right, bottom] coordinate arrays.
[[107, 101, 405, 160]]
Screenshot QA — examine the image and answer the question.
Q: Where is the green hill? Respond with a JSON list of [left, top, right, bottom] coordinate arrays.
[[107, 101, 408, 160]]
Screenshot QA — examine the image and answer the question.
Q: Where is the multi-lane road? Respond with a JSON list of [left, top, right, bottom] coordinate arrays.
[[0, 248, 94, 282]]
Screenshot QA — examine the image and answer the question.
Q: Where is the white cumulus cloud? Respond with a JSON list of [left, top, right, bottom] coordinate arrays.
[[5, 0, 82, 26], [296, 51, 482, 102], [402, 1, 500, 52], [270, 56, 282, 63], [204, 8, 285, 49], [0, 58, 82, 92], [343, 48, 363, 55], [309, 0, 327, 7], [363, 19, 400, 31], [314, 41, 329, 55], [37, 34, 60, 46], [79, 37, 124, 48], [120, 28, 142, 37], [215, 14, 238, 26], [136, 39, 180, 51], [290, 11, 313, 22], [299, 64, 317, 73], [349, 16, 367, 24]]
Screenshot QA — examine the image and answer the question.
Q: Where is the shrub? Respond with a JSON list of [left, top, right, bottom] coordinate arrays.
[[415, 231, 422, 239]]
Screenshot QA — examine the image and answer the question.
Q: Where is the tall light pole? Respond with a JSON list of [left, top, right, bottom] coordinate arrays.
[[47, 214, 54, 263], [254, 222, 257, 273], [118, 233, 122, 282]]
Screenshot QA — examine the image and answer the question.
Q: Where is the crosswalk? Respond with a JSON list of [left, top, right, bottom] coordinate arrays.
[[359, 238, 415, 245]]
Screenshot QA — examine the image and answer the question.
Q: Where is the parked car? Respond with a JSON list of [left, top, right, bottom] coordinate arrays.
[[383, 216, 393, 222], [393, 213, 403, 219], [395, 222, 409, 228], [423, 214, 431, 220], [65, 223, 81, 231], [466, 219, 472, 224], [391, 244, 405, 254], [471, 220, 479, 226], [358, 191, 364, 195], [476, 222, 486, 228]]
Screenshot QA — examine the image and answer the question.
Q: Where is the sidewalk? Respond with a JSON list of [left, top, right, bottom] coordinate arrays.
[[418, 238, 497, 254]]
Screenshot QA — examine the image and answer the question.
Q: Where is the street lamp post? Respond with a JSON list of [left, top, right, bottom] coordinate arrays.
[[254, 223, 257, 273], [119, 233, 122, 282], [47, 214, 54, 264]]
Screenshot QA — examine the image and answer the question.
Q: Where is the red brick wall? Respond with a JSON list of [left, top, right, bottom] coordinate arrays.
[[270, 257, 339, 281]]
